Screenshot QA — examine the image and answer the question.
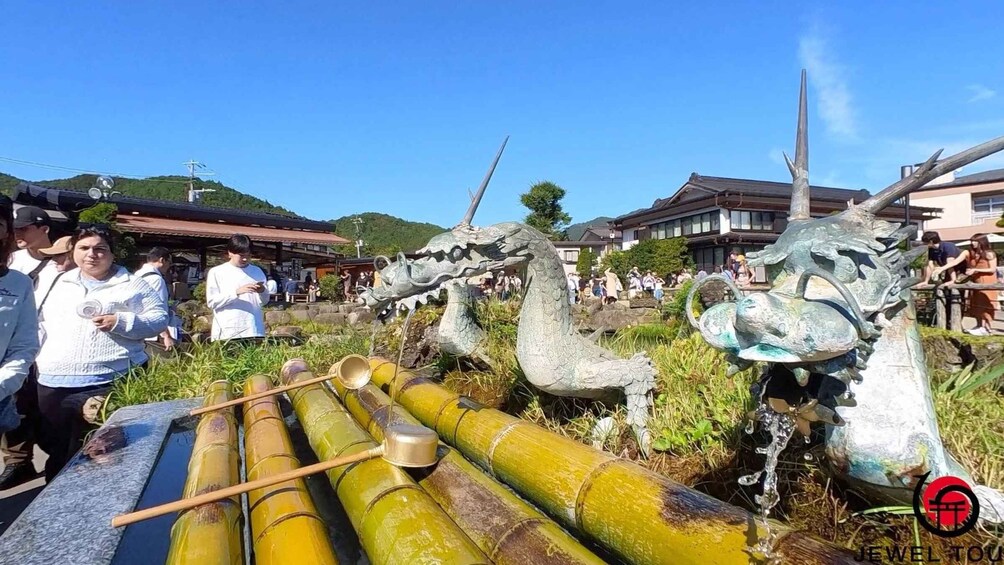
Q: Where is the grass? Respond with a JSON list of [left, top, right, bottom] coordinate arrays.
[[98, 296, 1004, 556], [101, 328, 369, 420]]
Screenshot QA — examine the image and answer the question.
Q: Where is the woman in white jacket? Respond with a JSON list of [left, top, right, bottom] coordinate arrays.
[[0, 196, 40, 443], [35, 224, 167, 479]]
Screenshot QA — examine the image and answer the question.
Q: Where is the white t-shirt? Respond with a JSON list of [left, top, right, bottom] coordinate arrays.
[[205, 262, 269, 341], [8, 249, 42, 275]]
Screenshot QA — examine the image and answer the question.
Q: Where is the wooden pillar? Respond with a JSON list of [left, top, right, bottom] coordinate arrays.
[[199, 247, 208, 272], [949, 288, 963, 332]]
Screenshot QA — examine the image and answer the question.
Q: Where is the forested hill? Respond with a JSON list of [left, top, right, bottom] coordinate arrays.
[[1, 173, 299, 217], [329, 212, 446, 256]]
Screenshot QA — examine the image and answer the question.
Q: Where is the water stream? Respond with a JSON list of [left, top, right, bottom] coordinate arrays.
[[386, 308, 414, 428], [739, 401, 797, 564]]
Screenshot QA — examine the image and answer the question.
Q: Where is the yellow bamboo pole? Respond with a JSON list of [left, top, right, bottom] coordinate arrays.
[[331, 377, 606, 565], [281, 363, 491, 565], [242, 375, 339, 565], [165, 380, 244, 565], [367, 359, 857, 565]]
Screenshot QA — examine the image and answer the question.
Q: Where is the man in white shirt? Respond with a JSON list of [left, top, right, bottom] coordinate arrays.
[[135, 247, 177, 350], [10, 206, 56, 281], [205, 234, 269, 341]]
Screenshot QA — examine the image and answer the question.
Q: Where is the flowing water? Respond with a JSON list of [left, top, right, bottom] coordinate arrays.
[[739, 402, 797, 564], [386, 308, 415, 428]]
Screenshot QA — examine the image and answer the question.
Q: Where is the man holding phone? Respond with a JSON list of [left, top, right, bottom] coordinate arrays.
[[205, 234, 270, 341]]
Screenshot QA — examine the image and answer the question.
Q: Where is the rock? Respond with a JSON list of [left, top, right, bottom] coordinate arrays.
[[271, 326, 303, 338], [587, 300, 604, 315], [629, 296, 659, 309], [316, 304, 340, 314], [289, 309, 315, 321], [265, 311, 292, 325], [315, 313, 347, 326], [193, 316, 212, 333], [347, 310, 374, 326], [583, 307, 659, 332], [605, 300, 629, 311], [177, 300, 209, 316], [921, 331, 1004, 373], [289, 304, 309, 311], [338, 304, 353, 314]]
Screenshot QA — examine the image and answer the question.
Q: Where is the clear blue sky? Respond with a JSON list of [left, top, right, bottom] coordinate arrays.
[[2, 2, 1003, 230]]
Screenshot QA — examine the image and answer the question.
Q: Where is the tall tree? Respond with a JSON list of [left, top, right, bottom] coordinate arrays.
[[626, 238, 692, 276], [575, 248, 597, 278], [520, 181, 571, 240]]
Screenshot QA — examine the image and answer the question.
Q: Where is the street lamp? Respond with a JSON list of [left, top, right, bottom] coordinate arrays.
[[87, 176, 121, 201]]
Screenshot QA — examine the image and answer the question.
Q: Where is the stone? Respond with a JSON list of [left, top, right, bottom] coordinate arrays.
[[347, 310, 374, 326], [314, 313, 347, 326], [605, 300, 629, 311], [289, 303, 309, 311], [193, 315, 212, 333], [265, 310, 292, 325], [271, 325, 303, 338], [629, 296, 659, 309], [289, 309, 315, 321], [0, 398, 201, 565], [316, 304, 340, 314]]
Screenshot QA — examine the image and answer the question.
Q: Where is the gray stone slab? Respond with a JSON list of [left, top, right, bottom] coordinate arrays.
[[0, 397, 201, 565]]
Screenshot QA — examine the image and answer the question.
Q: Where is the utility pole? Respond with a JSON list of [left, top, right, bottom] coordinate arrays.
[[352, 217, 364, 258], [183, 159, 216, 203]]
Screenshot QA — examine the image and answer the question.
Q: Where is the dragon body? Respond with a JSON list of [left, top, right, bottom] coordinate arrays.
[[688, 72, 1004, 520], [359, 221, 656, 454]]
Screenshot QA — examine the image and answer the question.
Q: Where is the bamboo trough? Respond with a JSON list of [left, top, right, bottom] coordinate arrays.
[[366, 358, 858, 565], [165, 380, 245, 565], [281, 363, 492, 565], [242, 374, 338, 565], [329, 374, 607, 565]]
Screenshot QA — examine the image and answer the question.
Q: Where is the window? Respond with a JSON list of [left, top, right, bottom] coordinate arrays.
[[973, 195, 1004, 223], [564, 249, 579, 263], [730, 210, 774, 231]]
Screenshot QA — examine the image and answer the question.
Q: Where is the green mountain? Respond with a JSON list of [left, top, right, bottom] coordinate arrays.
[[565, 216, 613, 241], [329, 212, 446, 256], [40, 174, 299, 217], [0, 173, 21, 196]]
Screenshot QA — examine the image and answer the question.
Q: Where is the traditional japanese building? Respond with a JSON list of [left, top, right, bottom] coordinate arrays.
[[12, 182, 349, 283], [610, 173, 941, 276]]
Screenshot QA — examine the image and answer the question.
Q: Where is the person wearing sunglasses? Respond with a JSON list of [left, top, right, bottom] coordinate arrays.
[[0, 196, 41, 489], [34, 224, 167, 479]]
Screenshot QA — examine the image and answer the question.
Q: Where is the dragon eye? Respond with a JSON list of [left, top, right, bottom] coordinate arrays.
[[450, 247, 464, 260]]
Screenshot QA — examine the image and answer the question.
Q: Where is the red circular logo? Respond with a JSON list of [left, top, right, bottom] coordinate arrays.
[[922, 476, 973, 529]]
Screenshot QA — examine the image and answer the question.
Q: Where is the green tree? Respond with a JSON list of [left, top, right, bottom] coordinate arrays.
[[319, 275, 344, 302], [626, 238, 692, 276], [575, 248, 597, 278], [78, 202, 118, 225], [600, 250, 631, 278], [520, 181, 571, 240]]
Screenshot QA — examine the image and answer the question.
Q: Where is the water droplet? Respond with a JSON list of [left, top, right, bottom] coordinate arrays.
[[803, 452, 814, 461], [745, 421, 755, 435], [841, 391, 854, 400], [756, 447, 768, 455], [738, 473, 762, 486], [804, 435, 811, 444]]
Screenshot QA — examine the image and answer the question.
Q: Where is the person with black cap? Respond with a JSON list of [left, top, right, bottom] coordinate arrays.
[[0, 206, 54, 489]]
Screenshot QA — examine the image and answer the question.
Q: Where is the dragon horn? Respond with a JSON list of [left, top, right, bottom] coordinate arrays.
[[788, 69, 810, 221], [859, 135, 1004, 214], [459, 136, 509, 227]]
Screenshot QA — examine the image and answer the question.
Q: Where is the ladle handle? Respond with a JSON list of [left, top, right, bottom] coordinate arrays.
[[188, 372, 333, 416], [111, 445, 384, 528]]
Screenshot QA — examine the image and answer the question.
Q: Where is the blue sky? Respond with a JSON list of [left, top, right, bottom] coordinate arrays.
[[2, 2, 1003, 229]]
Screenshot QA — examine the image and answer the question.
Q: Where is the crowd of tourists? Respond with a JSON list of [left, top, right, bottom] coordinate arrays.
[[0, 202, 276, 489]]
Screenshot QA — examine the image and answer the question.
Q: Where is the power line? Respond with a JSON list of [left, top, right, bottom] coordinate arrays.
[[0, 155, 197, 184]]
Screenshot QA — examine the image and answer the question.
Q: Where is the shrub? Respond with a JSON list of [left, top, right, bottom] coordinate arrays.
[[193, 281, 207, 303], [319, 275, 343, 302]]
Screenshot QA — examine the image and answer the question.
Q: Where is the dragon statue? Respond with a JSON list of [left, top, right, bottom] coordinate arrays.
[[687, 71, 1004, 521], [358, 139, 657, 454]]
